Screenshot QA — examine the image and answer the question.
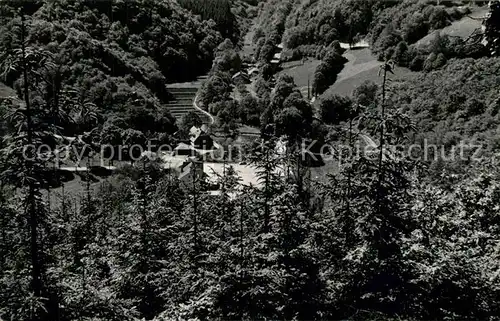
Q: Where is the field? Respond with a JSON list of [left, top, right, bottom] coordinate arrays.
[[326, 63, 417, 97], [327, 48, 418, 97], [0, 82, 18, 100], [241, 22, 257, 59], [279, 58, 322, 97], [279, 48, 417, 99], [416, 6, 489, 47], [333, 48, 382, 94]]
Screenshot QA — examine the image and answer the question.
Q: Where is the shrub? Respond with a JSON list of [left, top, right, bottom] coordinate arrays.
[[318, 93, 353, 124]]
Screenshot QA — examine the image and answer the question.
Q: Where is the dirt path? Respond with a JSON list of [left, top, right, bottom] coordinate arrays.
[[193, 93, 215, 125], [241, 21, 257, 59]]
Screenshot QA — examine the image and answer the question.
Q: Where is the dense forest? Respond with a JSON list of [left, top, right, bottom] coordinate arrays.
[[1, 0, 500, 320], [0, 0, 225, 142], [178, 0, 237, 40], [254, 0, 490, 69]]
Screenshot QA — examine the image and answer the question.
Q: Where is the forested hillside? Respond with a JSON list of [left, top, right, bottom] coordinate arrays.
[[255, 0, 486, 67], [0, 0, 223, 139], [2, 0, 500, 321], [393, 57, 500, 148], [178, 0, 237, 40], [253, 0, 500, 146]]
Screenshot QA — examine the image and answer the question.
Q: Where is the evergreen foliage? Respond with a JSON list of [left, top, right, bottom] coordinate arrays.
[[1, 1, 500, 321]]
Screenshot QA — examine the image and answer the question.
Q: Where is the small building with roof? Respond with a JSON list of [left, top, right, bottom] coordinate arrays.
[[247, 67, 259, 77], [232, 71, 250, 84], [141, 125, 222, 187], [189, 125, 219, 151]]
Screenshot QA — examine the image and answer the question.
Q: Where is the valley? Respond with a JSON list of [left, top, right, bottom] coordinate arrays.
[[1, 1, 500, 320]]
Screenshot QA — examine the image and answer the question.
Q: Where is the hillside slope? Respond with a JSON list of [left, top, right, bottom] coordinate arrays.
[[391, 57, 500, 152], [0, 0, 223, 135], [253, 0, 474, 62]]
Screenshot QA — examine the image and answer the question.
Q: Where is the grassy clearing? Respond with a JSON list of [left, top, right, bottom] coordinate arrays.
[[345, 48, 378, 65], [0, 82, 17, 99], [337, 49, 382, 83], [278, 49, 393, 99], [416, 6, 489, 47], [322, 48, 418, 97], [279, 58, 322, 88], [326, 63, 417, 97]]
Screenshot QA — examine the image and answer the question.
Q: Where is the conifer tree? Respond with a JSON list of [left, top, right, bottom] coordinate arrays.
[[248, 137, 284, 232], [0, 9, 54, 319], [484, 1, 500, 56], [324, 60, 417, 318]]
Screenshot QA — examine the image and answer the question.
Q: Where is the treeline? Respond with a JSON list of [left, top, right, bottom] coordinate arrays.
[[253, 0, 294, 63], [178, 0, 238, 40], [312, 41, 348, 96], [369, 1, 491, 71], [256, 0, 476, 65], [282, 0, 370, 54], [254, 0, 500, 80], [370, 1, 467, 59]]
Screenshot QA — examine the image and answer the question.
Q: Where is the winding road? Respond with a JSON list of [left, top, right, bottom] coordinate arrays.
[[193, 93, 215, 125]]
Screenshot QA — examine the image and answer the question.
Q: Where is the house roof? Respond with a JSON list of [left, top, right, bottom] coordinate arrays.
[[232, 71, 249, 80], [159, 154, 189, 171], [178, 162, 194, 180], [174, 142, 194, 151], [247, 67, 259, 74], [270, 59, 280, 64], [273, 52, 282, 60], [189, 125, 202, 138]]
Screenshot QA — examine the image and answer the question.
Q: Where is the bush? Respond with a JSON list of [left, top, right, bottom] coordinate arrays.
[[433, 52, 447, 69], [353, 81, 378, 107], [254, 75, 271, 99], [318, 94, 353, 124], [409, 54, 425, 71], [393, 41, 410, 66], [428, 6, 450, 30], [199, 71, 232, 107], [240, 95, 262, 126], [212, 39, 242, 74]]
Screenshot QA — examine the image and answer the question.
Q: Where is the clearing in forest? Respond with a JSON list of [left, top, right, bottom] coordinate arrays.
[[416, 6, 489, 47], [325, 48, 417, 97]]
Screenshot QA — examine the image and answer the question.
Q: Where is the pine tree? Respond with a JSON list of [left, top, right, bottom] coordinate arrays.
[[323, 60, 417, 318], [484, 1, 500, 55], [248, 137, 285, 232], [0, 9, 54, 319]]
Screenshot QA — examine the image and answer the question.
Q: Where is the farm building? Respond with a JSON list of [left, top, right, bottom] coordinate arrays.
[[269, 43, 284, 65], [232, 71, 250, 84], [189, 125, 219, 150], [247, 67, 259, 77], [141, 125, 221, 183]]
